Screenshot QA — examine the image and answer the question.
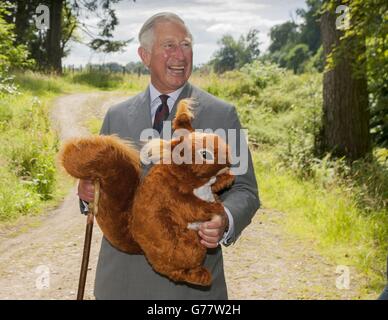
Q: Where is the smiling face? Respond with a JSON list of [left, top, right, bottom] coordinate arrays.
[[138, 20, 193, 93]]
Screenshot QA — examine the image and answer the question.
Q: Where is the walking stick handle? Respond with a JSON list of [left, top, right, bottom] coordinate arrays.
[[76, 179, 100, 300]]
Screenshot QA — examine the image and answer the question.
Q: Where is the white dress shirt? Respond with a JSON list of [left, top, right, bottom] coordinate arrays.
[[149, 83, 184, 126], [148, 83, 235, 245]]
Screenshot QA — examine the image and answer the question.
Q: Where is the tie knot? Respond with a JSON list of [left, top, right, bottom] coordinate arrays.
[[159, 94, 169, 105]]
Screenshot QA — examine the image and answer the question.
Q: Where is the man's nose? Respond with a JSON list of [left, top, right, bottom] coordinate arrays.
[[172, 45, 185, 60]]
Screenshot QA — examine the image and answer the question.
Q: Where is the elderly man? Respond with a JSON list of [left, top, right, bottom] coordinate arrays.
[[78, 12, 260, 300]]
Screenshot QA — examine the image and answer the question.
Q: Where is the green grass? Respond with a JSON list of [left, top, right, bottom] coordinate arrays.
[[0, 81, 66, 221], [84, 117, 103, 135], [14, 71, 92, 95], [14, 70, 149, 95], [0, 91, 62, 221], [64, 70, 149, 93], [253, 147, 387, 298]]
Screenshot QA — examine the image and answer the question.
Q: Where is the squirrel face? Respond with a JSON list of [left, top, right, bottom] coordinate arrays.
[[178, 131, 231, 180], [170, 98, 233, 181]]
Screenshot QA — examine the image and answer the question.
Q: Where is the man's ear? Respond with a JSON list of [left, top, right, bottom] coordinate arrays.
[[138, 47, 151, 67]]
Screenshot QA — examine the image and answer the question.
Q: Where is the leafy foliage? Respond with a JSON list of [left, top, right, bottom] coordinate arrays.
[[4, 0, 135, 72], [323, 0, 388, 147], [284, 44, 311, 74], [268, 21, 300, 53], [297, 0, 323, 53], [266, 0, 323, 73], [211, 29, 261, 73], [88, 38, 131, 53], [0, 3, 33, 93]]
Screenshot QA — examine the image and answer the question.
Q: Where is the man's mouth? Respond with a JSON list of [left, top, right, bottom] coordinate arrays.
[[168, 65, 185, 75]]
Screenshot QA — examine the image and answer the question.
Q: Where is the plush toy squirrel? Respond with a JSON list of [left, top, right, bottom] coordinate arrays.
[[60, 99, 235, 286]]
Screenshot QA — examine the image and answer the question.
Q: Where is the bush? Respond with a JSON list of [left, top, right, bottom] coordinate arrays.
[[0, 165, 41, 220], [284, 44, 311, 74], [306, 46, 325, 72], [241, 60, 286, 89], [70, 71, 124, 89], [13, 72, 63, 95], [0, 4, 34, 94], [0, 93, 58, 212], [6, 131, 58, 200], [0, 99, 13, 125]]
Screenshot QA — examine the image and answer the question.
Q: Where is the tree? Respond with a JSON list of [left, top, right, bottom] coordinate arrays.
[[212, 35, 240, 73], [267, 1, 323, 73], [268, 22, 299, 53], [125, 61, 149, 75], [46, 0, 63, 73], [212, 29, 260, 73], [296, 0, 322, 54], [266, 0, 386, 146], [307, 45, 325, 72], [357, 1, 388, 147], [319, 1, 370, 160], [245, 29, 261, 61], [5, 0, 134, 74], [0, 3, 32, 93], [284, 43, 310, 74]]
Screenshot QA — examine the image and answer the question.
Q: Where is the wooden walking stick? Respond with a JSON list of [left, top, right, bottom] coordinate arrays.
[[76, 180, 100, 300]]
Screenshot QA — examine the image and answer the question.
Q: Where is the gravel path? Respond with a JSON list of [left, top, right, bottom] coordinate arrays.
[[0, 92, 364, 300]]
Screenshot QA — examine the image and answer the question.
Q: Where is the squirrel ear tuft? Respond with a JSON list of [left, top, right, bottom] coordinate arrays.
[[173, 98, 195, 132]]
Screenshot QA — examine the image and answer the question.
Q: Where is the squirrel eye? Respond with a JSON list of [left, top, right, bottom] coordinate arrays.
[[199, 149, 214, 161]]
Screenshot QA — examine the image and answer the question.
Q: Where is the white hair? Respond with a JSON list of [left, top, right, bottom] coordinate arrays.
[[138, 12, 193, 51]]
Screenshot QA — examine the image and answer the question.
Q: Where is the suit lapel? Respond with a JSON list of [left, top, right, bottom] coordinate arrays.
[[126, 85, 152, 143]]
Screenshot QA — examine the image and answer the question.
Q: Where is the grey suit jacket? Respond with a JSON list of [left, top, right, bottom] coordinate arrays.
[[94, 82, 260, 299]]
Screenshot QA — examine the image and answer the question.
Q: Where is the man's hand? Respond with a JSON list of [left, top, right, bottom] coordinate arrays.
[[198, 214, 229, 249], [78, 179, 95, 202]]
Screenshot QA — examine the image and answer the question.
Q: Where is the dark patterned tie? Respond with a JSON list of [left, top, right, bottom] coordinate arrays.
[[153, 94, 170, 133]]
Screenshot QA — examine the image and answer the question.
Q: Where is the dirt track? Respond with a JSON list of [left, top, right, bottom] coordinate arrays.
[[0, 92, 365, 300]]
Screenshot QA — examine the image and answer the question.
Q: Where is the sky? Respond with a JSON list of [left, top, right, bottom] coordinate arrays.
[[63, 0, 307, 67]]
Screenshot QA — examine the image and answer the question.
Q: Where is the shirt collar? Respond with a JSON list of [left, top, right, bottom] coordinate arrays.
[[149, 82, 185, 105]]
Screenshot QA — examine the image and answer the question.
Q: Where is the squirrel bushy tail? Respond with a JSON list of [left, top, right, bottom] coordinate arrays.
[[60, 135, 142, 253]]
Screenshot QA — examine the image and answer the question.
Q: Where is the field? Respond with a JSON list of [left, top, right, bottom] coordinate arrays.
[[0, 66, 387, 298]]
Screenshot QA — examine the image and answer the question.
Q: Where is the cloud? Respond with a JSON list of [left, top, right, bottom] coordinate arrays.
[[64, 0, 306, 67], [206, 23, 235, 33]]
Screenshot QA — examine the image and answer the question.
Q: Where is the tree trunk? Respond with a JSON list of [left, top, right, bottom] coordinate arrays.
[[319, 4, 370, 160], [14, 0, 31, 44], [46, 0, 63, 74]]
